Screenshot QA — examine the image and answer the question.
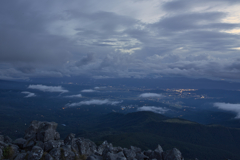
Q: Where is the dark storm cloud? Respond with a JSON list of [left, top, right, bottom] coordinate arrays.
[[0, 0, 240, 81], [75, 54, 94, 67], [162, 0, 240, 12]]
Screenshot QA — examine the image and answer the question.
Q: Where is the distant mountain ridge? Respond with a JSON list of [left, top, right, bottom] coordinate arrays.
[[74, 111, 240, 160]]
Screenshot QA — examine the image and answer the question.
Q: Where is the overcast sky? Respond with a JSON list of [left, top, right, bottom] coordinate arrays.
[[1, 0, 240, 81]]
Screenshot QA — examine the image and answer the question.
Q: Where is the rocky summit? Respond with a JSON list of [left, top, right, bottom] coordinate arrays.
[[0, 121, 185, 160]]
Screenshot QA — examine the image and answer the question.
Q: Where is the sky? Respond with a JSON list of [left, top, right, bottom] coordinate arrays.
[[0, 0, 240, 81]]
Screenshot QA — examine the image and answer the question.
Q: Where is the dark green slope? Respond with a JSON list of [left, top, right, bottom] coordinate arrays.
[[76, 111, 240, 160]]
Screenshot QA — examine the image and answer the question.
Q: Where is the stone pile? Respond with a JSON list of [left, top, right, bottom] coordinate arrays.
[[0, 121, 184, 160]]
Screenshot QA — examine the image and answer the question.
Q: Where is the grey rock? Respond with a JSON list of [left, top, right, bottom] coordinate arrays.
[[135, 153, 148, 160], [23, 138, 35, 150], [4, 136, 12, 144], [5, 145, 20, 159], [28, 146, 43, 160], [21, 150, 26, 153], [35, 141, 44, 150], [49, 148, 61, 160], [25, 121, 58, 143], [72, 137, 97, 156], [64, 133, 75, 145], [97, 141, 113, 155], [61, 145, 76, 160], [143, 150, 152, 157], [13, 138, 27, 149], [123, 148, 136, 160], [0, 141, 7, 149], [86, 154, 103, 160], [0, 135, 4, 142], [130, 146, 141, 154], [55, 132, 60, 140], [147, 145, 163, 160], [36, 122, 58, 142], [44, 153, 54, 160], [0, 148, 2, 159], [105, 151, 127, 160], [14, 153, 27, 160], [44, 140, 64, 152], [163, 148, 183, 160]]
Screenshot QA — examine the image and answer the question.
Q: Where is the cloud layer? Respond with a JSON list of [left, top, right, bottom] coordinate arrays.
[[214, 102, 240, 118], [66, 99, 122, 107], [65, 94, 82, 98], [137, 106, 169, 114], [28, 84, 68, 93], [21, 91, 36, 98], [81, 89, 97, 93], [0, 0, 240, 81], [139, 93, 164, 98]]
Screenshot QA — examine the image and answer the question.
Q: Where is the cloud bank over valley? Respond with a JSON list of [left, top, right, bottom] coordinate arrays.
[[21, 91, 36, 98], [137, 106, 169, 114], [139, 93, 164, 98], [66, 99, 122, 107], [214, 102, 240, 118], [28, 85, 68, 93]]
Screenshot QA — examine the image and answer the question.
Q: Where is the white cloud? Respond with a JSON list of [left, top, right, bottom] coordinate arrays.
[[28, 84, 68, 93], [214, 102, 240, 118], [137, 106, 169, 114], [81, 89, 97, 92], [66, 99, 122, 107], [139, 93, 164, 98], [21, 91, 36, 98], [65, 94, 82, 98], [94, 87, 106, 90]]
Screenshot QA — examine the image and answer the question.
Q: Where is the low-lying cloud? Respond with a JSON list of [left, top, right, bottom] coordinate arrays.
[[21, 91, 36, 98], [81, 89, 97, 93], [214, 102, 240, 118], [94, 87, 106, 90], [65, 94, 82, 98], [66, 99, 122, 107], [139, 93, 164, 98], [137, 106, 169, 114], [28, 84, 68, 93]]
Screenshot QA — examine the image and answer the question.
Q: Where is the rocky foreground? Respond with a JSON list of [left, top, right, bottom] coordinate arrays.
[[0, 121, 187, 160]]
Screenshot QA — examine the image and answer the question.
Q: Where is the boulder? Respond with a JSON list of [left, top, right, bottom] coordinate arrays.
[[23, 138, 35, 150], [13, 138, 27, 149], [163, 148, 183, 160], [97, 141, 113, 155], [61, 145, 76, 160], [3, 144, 20, 159], [44, 153, 54, 160], [64, 133, 75, 145], [147, 145, 163, 160], [55, 132, 60, 140], [35, 141, 44, 150], [123, 148, 136, 160], [24, 121, 59, 143], [104, 151, 127, 160], [49, 148, 61, 160], [0, 148, 2, 159], [130, 146, 141, 154], [135, 153, 148, 160], [0, 141, 7, 149], [44, 140, 64, 152], [86, 154, 103, 160], [4, 136, 13, 144], [28, 146, 43, 160], [14, 153, 27, 160], [0, 135, 4, 142], [72, 137, 97, 156]]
